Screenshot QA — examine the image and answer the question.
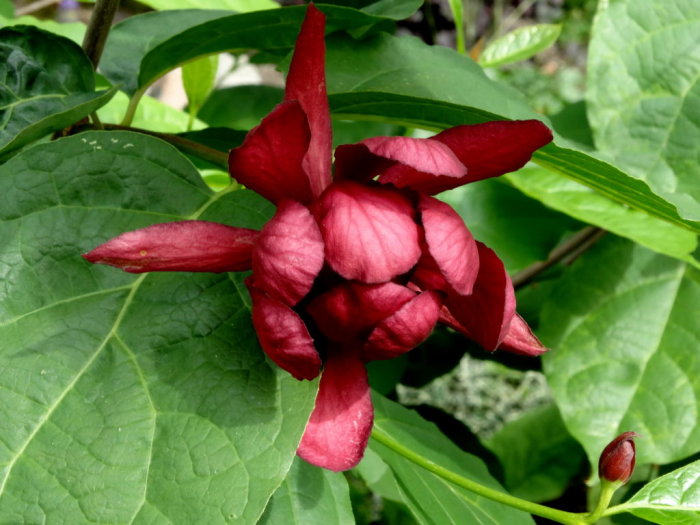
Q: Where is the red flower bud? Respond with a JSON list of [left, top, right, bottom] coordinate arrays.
[[598, 432, 639, 483]]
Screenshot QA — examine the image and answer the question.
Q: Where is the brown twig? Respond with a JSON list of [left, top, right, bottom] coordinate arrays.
[[15, 0, 61, 16], [81, 0, 120, 69], [98, 123, 229, 169], [512, 226, 606, 290]]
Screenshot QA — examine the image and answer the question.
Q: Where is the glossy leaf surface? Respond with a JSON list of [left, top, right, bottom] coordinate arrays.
[[479, 24, 562, 68], [259, 457, 354, 525], [621, 460, 700, 524], [0, 131, 316, 523], [542, 237, 700, 467], [0, 26, 116, 158], [588, 0, 700, 221]]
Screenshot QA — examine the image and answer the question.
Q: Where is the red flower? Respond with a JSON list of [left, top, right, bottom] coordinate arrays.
[[83, 4, 552, 471]]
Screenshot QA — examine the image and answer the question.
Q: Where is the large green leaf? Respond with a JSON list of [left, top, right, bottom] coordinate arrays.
[[371, 394, 535, 524], [506, 166, 698, 267], [615, 460, 700, 524], [100, 6, 393, 97], [100, 9, 231, 96], [0, 26, 116, 159], [541, 237, 700, 467], [587, 0, 700, 221], [258, 457, 354, 525], [479, 24, 562, 68], [323, 32, 700, 251], [483, 404, 586, 503], [0, 131, 317, 523], [138, 0, 277, 13]]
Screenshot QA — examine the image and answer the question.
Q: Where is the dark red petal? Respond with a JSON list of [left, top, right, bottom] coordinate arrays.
[[285, 3, 332, 197], [82, 221, 257, 273], [599, 432, 639, 484], [498, 313, 548, 356], [335, 137, 465, 182], [313, 181, 420, 283], [379, 120, 553, 194], [363, 291, 441, 361], [419, 194, 479, 295], [252, 200, 324, 306], [248, 284, 321, 381], [228, 100, 313, 205], [445, 242, 515, 351], [306, 282, 415, 342], [297, 348, 373, 471]]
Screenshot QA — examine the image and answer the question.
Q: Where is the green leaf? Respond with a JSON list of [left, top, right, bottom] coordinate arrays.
[[587, 0, 700, 221], [483, 404, 586, 503], [0, 26, 116, 159], [541, 237, 700, 467], [0, 14, 86, 43], [100, 9, 232, 96], [138, 0, 278, 12], [479, 24, 562, 68], [440, 178, 581, 274], [0, 131, 316, 523], [183, 54, 219, 127], [506, 166, 698, 267], [0, 0, 13, 18], [258, 457, 354, 525], [316, 0, 422, 20], [100, 6, 394, 97], [371, 394, 535, 524], [616, 460, 700, 524], [199, 85, 284, 130]]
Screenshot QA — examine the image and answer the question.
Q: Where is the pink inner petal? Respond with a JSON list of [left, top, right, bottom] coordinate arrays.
[[83, 221, 258, 273], [335, 137, 465, 182], [444, 242, 515, 351], [306, 281, 415, 342], [284, 4, 332, 197], [363, 291, 441, 361], [419, 194, 479, 295], [379, 120, 553, 194], [313, 181, 421, 283], [228, 100, 313, 205], [248, 284, 322, 381], [297, 347, 373, 471], [252, 200, 325, 306], [498, 313, 548, 356]]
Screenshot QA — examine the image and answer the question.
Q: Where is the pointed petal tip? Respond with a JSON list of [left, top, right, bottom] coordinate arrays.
[[498, 313, 548, 356], [297, 350, 373, 471], [84, 221, 258, 274]]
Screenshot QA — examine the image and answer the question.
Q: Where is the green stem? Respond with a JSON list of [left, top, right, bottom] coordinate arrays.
[[120, 87, 147, 127], [587, 481, 619, 523], [371, 427, 588, 525]]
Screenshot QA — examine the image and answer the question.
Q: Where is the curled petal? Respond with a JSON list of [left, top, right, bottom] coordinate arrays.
[[306, 282, 415, 342], [313, 181, 420, 283], [252, 200, 324, 306], [379, 120, 553, 194], [498, 313, 548, 356], [335, 137, 465, 182], [419, 194, 479, 295], [82, 221, 257, 273], [285, 3, 332, 197], [363, 291, 441, 361], [248, 284, 321, 381], [228, 100, 313, 205], [297, 348, 373, 471], [445, 242, 515, 351]]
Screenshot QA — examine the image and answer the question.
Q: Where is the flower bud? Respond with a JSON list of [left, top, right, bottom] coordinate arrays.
[[598, 432, 639, 483]]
